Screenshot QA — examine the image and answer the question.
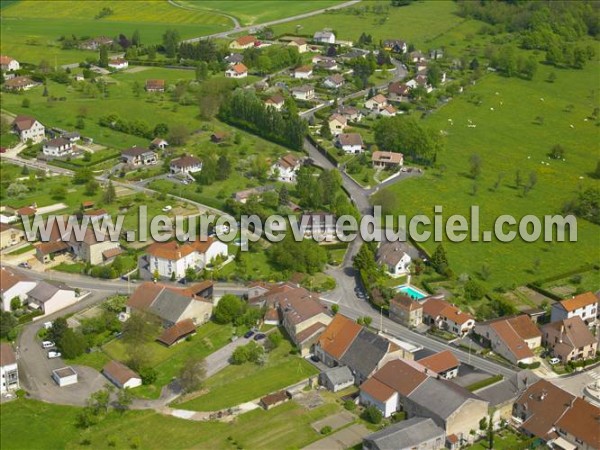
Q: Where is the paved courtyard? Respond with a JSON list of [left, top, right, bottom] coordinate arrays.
[[311, 411, 354, 433], [303, 423, 369, 450]]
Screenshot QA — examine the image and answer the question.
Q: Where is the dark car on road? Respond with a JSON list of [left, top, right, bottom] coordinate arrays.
[[253, 333, 266, 341], [244, 330, 255, 339]]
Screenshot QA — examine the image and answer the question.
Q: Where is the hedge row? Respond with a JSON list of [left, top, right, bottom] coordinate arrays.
[[532, 264, 599, 285], [466, 374, 503, 392], [526, 283, 562, 302]]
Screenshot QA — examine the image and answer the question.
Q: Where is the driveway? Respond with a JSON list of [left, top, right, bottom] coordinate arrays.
[[204, 334, 261, 377], [551, 367, 600, 398], [303, 423, 370, 450]]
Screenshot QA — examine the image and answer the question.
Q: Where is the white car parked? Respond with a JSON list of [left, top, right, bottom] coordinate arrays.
[[42, 341, 55, 349], [47, 351, 61, 359], [549, 357, 561, 365], [162, 205, 172, 212]]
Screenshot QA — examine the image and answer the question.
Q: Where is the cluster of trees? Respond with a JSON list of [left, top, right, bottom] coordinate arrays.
[[295, 167, 358, 219], [0, 311, 18, 340], [179, 40, 226, 64], [98, 113, 167, 139], [194, 154, 232, 185], [219, 90, 307, 150], [374, 116, 444, 166], [563, 187, 599, 225], [268, 235, 328, 275], [231, 341, 265, 365], [48, 317, 87, 359], [348, 54, 377, 89], [242, 46, 302, 75], [76, 385, 134, 430], [213, 294, 263, 328], [162, 29, 180, 58], [121, 311, 161, 383], [486, 45, 538, 79]]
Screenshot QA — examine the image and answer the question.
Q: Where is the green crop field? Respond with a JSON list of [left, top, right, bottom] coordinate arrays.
[[374, 58, 600, 289], [0, 0, 231, 65], [176, 0, 345, 27]]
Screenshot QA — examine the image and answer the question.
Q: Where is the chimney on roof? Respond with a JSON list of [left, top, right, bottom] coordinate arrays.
[[540, 390, 547, 401]]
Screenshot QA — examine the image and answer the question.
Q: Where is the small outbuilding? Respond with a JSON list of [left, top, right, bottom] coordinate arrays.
[[260, 390, 291, 410], [102, 360, 142, 389], [319, 366, 354, 392], [52, 366, 78, 387]]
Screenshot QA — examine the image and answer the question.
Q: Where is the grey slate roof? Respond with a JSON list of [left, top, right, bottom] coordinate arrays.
[[321, 366, 354, 386], [363, 417, 445, 450], [340, 328, 389, 379], [148, 289, 193, 324], [476, 370, 539, 407], [407, 377, 484, 420], [28, 281, 73, 303]]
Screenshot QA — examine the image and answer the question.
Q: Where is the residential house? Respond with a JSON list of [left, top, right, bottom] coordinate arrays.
[[314, 313, 362, 366], [156, 318, 197, 347], [270, 153, 301, 182], [389, 295, 423, 328], [248, 281, 302, 308], [224, 53, 244, 65], [145, 238, 227, 279], [121, 146, 158, 166], [0, 55, 20, 71], [288, 38, 308, 53], [62, 131, 81, 142], [409, 51, 427, 62], [229, 35, 257, 50], [363, 417, 445, 450], [210, 132, 228, 143], [102, 360, 142, 389], [293, 65, 313, 79], [328, 113, 347, 135], [336, 133, 364, 154], [336, 105, 362, 122], [4, 76, 38, 91], [316, 60, 338, 71], [280, 293, 332, 356], [264, 94, 285, 111], [108, 58, 128, 70], [0, 223, 25, 250], [42, 138, 73, 157], [79, 36, 113, 50], [0, 266, 37, 312], [417, 350, 460, 379], [145, 79, 165, 92], [225, 63, 248, 78], [150, 138, 168, 150], [299, 212, 337, 240], [319, 366, 354, 392], [474, 315, 542, 365], [551, 292, 598, 325], [323, 74, 345, 89], [232, 185, 275, 204], [383, 40, 408, 54], [416, 60, 428, 73], [126, 281, 214, 327], [313, 31, 336, 44], [365, 94, 388, 111], [372, 151, 404, 170], [476, 370, 539, 424], [291, 85, 315, 101], [12, 116, 45, 143], [376, 241, 412, 276], [311, 55, 335, 65], [360, 359, 488, 443], [388, 81, 411, 102], [422, 297, 475, 336], [429, 48, 444, 60], [541, 316, 598, 363], [27, 281, 78, 316], [513, 379, 600, 450], [170, 155, 202, 174], [0, 343, 19, 394], [82, 209, 109, 223], [379, 104, 398, 117]]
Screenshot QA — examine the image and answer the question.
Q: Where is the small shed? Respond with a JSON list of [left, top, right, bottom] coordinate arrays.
[[102, 360, 142, 389], [260, 390, 291, 410], [52, 366, 78, 387], [319, 366, 354, 392]]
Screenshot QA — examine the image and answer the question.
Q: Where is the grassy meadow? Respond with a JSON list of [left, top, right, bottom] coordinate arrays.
[[0, 398, 341, 450], [374, 59, 600, 289], [0, 0, 231, 65]]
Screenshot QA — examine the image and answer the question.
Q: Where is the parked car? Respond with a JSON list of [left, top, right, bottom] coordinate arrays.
[[549, 357, 561, 365], [42, 341, 55, 349], [18, 262, 31, 269], [253, 333, 266, 341], [43, 321, 53, 330], [244, 330, 255, 339], [162, 205, 172, 212], [47, 351, 61, 359]]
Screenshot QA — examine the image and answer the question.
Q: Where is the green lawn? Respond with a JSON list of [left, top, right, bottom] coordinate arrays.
[[374, 59, 600, 290], [0, 0, 231, 65], [102, 321, 234, 399], [468, 428, 532, 450], [0, 396, 341, 450], [53, 262, 86, 274], [177, 338, 318, 411]]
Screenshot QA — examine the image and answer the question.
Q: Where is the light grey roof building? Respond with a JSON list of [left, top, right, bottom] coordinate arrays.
[[363, 417, 446, 450], [319, 366, 354, 392]]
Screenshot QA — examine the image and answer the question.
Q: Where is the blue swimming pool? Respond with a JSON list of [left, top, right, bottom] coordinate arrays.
[[396, 284, 428, 300]]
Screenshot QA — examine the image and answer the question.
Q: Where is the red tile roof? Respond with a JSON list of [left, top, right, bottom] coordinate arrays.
[[156, 319, 196, 346], [554, 397, 600, 449], [417, 350, 460, 374], [317, 314, 362, 359], [360, 376, 396, 402], [234, 35, 257, 46], [0, 343, 16, 366], [102, 360, 140, 385], [559, 292, 598, 312]]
